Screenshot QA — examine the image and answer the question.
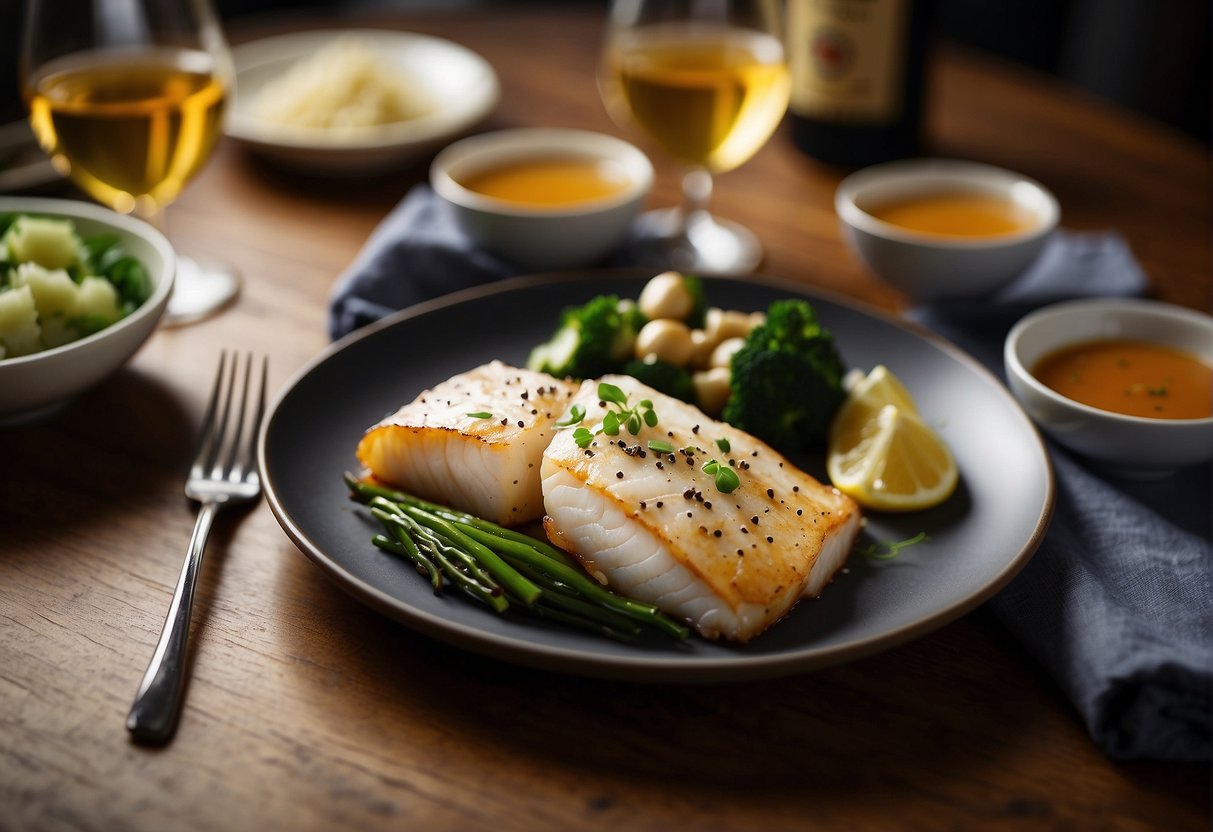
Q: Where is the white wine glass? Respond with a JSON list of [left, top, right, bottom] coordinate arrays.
[[600, 0, 789, 273], [21, 0, 238, 325]]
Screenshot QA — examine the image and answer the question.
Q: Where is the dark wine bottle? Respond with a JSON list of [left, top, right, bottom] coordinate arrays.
[[786, 0, 933, 168]]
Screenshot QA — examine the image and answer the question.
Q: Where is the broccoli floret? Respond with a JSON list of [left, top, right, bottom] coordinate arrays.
[[622, 358, 695, 403], [527, 294, 645, 379], [721, 299, 846, 454]]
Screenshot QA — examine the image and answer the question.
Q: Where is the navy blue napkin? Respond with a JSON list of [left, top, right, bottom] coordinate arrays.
[[328, 191, 1212, 761], [328, 186, 518, 340], [912, 232, 1212, 763]]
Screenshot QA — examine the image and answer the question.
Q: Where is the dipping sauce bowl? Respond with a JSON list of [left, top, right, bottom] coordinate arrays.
[[1004, 297, 1213, 474], [836, 158, 1059, 301], [431, 128, 653, 271]]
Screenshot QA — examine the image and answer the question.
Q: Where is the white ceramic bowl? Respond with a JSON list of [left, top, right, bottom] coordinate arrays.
[[1004, 298, 1213, 474], [431, 128, 653, 271], [0, 197, 175, 425], [836, 159, 1059, 301], [226, 29, 500, 175]]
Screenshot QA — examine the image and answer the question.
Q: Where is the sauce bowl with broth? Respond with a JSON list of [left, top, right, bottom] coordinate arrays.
[[836, 159, 1059, 301], [431, 128, 653, 271], [1005, 298, 1213, 474]]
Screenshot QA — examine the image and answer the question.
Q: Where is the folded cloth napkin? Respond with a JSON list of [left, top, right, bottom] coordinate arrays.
[[328, 186, 519, 340], [329, 192, 1211, 761], [912, 231, 1213, 763]]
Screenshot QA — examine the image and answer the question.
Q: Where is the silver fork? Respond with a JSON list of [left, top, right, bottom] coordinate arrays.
[[127, 351, 268, 744]]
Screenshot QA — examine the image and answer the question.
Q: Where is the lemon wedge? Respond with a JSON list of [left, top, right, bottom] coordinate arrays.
[[827, 366, 958, 511]]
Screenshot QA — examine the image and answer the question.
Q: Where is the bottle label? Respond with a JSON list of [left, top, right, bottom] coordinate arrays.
[[788, 0, 909, 125]]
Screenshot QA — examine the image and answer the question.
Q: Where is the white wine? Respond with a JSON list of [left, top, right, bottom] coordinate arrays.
[[28, 48, 226, 217], [602, 24, 789, 173]]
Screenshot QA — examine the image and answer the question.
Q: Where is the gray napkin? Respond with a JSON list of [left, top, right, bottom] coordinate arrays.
[[912, 231, 1212, 763], [328, 194, 1212, 761]]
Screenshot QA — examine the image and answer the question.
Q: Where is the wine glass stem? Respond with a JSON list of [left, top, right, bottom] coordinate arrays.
[[679, 167, 714, 232]]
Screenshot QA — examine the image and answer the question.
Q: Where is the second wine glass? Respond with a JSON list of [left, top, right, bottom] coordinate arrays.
[[22, 0, 238, 325], [600, 0, 790, 273]]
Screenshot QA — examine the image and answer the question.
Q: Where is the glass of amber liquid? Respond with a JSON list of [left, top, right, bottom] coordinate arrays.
[[22, 0, 237, 325], [600, 0, 790, 273]]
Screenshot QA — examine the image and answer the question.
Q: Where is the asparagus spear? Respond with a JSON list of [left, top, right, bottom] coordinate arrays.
[[346, 473, 689, 641]]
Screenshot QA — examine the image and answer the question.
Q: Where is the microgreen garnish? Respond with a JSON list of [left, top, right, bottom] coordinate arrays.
[[715, 437, 731, 453], [855, 532, 930, 560], [574, 383, 659, 448], [554, 403, 586, 428], [466, 411, 493, 419], [701, 459, 741, 494], [648, 439, 675, 454]]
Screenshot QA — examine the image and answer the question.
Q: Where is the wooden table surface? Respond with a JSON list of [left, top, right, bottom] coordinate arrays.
[[3, 7, 1209, 831]]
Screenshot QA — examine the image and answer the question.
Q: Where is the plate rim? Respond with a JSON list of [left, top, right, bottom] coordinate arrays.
[[258, 270, 1055, 682]]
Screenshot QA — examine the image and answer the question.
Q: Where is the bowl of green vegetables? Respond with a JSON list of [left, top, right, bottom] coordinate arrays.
[[0, 197, 175, 425]]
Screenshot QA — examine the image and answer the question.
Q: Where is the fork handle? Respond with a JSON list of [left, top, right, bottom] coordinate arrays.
[[126, 500, 220, 744]]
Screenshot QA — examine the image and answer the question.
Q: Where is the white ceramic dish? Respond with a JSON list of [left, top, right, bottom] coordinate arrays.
[[1004, 297, 1213, 474], [836, 158, 1059, 301], [0, 197, 175, 425], [430, 128, 653, 271], [226, 29, 500, 175]]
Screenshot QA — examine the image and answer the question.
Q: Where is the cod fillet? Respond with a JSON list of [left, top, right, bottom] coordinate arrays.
[[541, 375, 860, 642]]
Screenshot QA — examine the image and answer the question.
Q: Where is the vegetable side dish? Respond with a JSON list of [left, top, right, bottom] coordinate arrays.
[[0, 214, 152, 359]]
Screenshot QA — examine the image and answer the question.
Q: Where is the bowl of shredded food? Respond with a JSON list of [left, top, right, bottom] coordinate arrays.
[[0, 197, 175, 425], [226, 30, 500, 174]]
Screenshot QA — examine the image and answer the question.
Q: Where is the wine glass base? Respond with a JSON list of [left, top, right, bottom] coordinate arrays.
[[164, 255, 240, 327], [618, 207, 764, 274]]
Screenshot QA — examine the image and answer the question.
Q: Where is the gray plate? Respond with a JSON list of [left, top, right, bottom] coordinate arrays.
[[259, 272, 1053, 682]]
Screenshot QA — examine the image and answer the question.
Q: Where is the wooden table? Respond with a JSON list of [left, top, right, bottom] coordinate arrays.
[[3, 7, 1209, 831]]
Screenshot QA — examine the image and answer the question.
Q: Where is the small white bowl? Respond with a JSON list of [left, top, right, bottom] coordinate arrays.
[[431, 128, 653, 271], [227, 29, 500, 175], [1004, 297, 1213, 474], [0, 197, 175, 425], [836, 159, 1059, 301]]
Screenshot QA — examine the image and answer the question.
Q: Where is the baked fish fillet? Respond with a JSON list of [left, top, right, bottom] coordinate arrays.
[[357, 361, 578, 525], [541, 375, 860, 642]]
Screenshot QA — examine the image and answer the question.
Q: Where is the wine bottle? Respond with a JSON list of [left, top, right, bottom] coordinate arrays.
[[786, 0, 932, 168]]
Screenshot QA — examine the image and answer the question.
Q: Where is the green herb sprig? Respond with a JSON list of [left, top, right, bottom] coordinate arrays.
[[701, 459, 741, 494], [573, 382, 658, 448], [855, 532, 930, 560], [554, 403, 586, 427]]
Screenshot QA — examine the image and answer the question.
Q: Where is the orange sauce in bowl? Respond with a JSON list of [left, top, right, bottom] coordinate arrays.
[[1032, 339, 1213, 419], [864, 191, 1037, 238], [457, 157, 632, 208]]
